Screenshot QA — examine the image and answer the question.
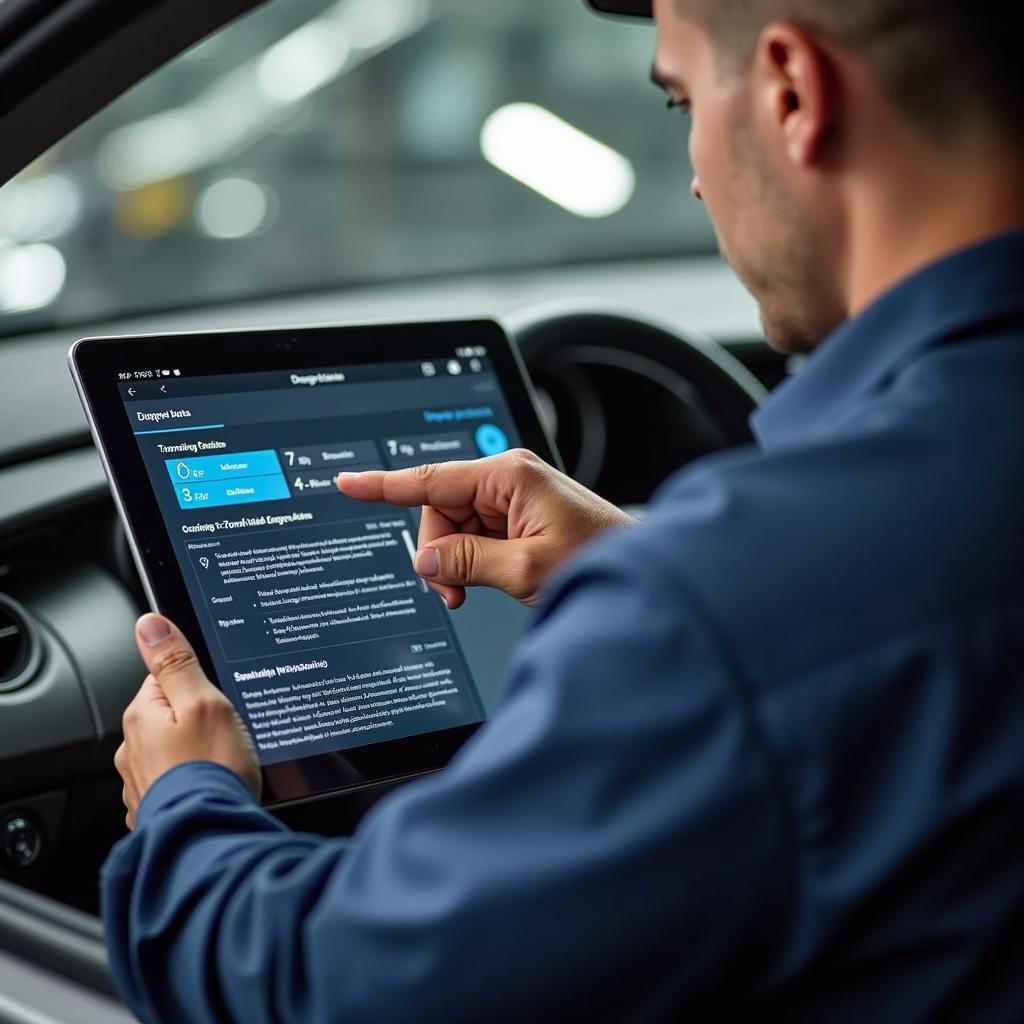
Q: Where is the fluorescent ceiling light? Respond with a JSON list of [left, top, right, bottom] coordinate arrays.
[[0, 243, 67, 312], [196, 177, 272, 239], [257, 23, 351, 105], [0, 174, 82, 241], [481, 103, 635, 218], [99, 0, 431, 191]]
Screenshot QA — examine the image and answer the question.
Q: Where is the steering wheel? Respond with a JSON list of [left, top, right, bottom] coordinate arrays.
[[508, 305, 769, 504]]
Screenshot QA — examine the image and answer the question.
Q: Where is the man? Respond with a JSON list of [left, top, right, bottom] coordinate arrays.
[[105, 0, 1024, 1020]]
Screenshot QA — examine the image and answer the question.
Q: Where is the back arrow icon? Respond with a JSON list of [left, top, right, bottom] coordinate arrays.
[[160, 385, 167, 394], [127, 387, 136, 396]]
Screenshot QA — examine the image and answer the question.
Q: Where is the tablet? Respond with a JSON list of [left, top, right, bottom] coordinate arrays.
[[69, 320, 558, 807]]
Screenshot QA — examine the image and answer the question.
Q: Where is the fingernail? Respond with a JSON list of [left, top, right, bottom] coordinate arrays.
[[337, 472, 357, 489], [138, 613, 171, 647], [414, 548, 440, 578]]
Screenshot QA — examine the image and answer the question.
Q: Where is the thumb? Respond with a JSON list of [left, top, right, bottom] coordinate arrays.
[[135, 613, 213, 705], [415, 534, 535, 602]]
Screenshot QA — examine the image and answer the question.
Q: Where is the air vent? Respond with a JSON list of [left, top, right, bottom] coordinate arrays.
[[0, 596, 40, 694]]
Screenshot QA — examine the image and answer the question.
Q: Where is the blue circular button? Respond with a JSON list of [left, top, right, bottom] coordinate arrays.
[[475, 423, 509, 457]]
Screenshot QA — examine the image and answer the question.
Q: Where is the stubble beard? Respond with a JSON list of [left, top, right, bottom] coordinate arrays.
[[720, 119, 845, 356]]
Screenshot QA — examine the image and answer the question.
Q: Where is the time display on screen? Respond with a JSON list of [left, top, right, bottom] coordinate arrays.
[[118, 369, 181, 380]]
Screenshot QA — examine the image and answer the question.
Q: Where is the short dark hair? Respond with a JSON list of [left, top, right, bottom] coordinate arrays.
[[679, 0, 1024, 141]]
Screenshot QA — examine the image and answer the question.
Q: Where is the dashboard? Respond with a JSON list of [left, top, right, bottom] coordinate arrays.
[[0, 255, 786, 912]]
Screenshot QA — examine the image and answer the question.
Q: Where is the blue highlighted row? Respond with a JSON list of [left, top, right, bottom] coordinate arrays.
[[172, 475, 291, 510], [165, 449, 282, 485], [165, 449, 290, 510]]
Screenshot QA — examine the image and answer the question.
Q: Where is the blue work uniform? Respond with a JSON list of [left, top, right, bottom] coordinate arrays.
[[102, 230, 1024, 1023]]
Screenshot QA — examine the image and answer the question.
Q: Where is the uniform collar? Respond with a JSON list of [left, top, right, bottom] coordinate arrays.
[[751, 227, 1024, 450]]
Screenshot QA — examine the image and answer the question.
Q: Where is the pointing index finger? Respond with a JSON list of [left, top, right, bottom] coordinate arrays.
[[337, 470, 396, 504], [339, 463, 484, 509]]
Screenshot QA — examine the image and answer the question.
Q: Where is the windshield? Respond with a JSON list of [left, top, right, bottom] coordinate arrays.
[[0, 0, 713, 329]]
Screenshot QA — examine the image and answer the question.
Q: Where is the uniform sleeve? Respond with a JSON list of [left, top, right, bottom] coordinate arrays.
[[101, 538, 796, 1024]]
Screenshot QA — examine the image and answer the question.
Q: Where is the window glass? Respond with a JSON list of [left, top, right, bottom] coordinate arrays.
[[0, 0, 713, 326]]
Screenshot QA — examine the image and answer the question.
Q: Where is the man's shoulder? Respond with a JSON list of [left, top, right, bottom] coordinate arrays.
[[573, 411, 1024, 687]]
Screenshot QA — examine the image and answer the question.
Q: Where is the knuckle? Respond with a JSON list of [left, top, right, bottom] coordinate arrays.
[[184, 693, 229, 722], [514, 545, 543, 585], [180, 696, 209, 720], [508, 448, 542, 477], [450, 536, 479, 583], [210, 696, 234, 720], [151, 646, 197, 678], [412, 462, 438, 484]]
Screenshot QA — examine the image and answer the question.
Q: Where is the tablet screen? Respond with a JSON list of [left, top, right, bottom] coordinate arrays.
[[118, 352, 519, 768]]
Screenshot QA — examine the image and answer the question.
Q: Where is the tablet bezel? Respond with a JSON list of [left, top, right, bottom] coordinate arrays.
[[70, 319, 559, 808]]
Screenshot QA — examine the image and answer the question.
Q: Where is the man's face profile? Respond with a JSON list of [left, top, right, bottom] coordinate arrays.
[[652, 0, 846, 355]]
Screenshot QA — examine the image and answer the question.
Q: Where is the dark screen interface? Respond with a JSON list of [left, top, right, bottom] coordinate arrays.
[[119, 354, 520, 766]]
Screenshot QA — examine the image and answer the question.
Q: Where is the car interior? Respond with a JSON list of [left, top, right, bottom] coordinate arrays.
[[0, 0, 791, 1019]]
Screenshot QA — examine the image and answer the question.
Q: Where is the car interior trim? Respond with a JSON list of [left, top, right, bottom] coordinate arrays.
[[0, 0, 270, 187]]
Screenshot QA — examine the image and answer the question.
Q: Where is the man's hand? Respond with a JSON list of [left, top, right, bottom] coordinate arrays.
[[338, 449, 634, 609], [115, 613, 261, 829]]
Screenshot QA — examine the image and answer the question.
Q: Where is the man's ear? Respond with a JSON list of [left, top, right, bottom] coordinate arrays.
[[754, 23, 836, 167]]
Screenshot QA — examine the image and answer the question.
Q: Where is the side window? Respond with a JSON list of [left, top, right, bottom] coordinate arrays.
[[0, 0, 712, 325]]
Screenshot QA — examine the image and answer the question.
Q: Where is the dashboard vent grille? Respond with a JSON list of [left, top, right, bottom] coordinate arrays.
[[0, 597, 38, 693]]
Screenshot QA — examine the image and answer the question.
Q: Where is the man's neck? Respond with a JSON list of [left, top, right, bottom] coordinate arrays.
[[844, 142, 1024, 318]]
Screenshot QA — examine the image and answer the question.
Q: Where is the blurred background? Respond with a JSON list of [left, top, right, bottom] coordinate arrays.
[[0, 0, 715, 330]]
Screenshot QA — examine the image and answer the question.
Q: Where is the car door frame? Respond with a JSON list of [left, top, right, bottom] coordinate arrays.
[[0, 2, 269, 1015], [0, 0, 268, 187]]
